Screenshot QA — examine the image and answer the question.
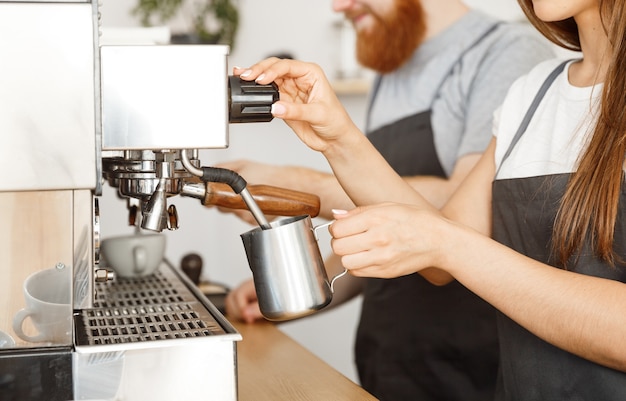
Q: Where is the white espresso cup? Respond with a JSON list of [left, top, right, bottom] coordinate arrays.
[[12, 267, 72, 344], [100, 233, 165, 278]]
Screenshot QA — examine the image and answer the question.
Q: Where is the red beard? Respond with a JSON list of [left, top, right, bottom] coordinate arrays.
[[355, 0, 427, 73]]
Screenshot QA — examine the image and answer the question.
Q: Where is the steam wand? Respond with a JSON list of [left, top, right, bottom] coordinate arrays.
[[180, 149, 271, 229]]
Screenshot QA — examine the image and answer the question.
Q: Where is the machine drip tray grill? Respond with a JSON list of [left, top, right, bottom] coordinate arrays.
[[78, 303, 216, 344], [75, 263, 227, 347], [93, 277, 185, 307]]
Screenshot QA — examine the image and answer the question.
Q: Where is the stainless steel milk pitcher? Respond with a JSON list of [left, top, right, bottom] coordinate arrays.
[[240, 215, 347, 321]]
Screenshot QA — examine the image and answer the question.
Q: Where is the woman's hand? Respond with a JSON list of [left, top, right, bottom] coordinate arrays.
[[329, 204, 454, 284], [234, 58, 360, 154]]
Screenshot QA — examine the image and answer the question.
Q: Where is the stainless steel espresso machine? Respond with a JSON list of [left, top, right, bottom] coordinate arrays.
[[0, 1, 318, 400]]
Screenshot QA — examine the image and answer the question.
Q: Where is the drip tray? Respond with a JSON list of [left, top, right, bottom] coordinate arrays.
[[74, 261, 235, 348]]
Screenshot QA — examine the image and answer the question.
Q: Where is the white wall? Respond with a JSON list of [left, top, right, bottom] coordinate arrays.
[[99, 0, 531, 384]]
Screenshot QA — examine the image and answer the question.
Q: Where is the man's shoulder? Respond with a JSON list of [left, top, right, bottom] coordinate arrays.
[[450, 12, 554, 67], [470, 21, 556, 72], [490, 21, 550, 48], [456, 11, 544, 46]]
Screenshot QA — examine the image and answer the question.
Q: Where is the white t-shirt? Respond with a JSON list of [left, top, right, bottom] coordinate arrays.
[[494, 58, 603, 180]]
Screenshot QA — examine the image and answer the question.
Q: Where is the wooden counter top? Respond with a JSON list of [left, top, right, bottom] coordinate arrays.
[[232, 320, 377, 401]]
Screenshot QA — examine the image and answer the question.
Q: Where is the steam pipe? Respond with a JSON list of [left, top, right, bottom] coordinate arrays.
[[180, 150, 271, 229]]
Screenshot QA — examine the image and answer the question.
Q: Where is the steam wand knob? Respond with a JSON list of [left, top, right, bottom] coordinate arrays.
[[228, 76, 278, 123]]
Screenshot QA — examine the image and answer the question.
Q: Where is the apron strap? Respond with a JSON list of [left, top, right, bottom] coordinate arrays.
[[496, 60, 571, 175]]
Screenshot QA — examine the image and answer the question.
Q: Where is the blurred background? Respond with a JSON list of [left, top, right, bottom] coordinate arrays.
[[99, 0, 536, 383]]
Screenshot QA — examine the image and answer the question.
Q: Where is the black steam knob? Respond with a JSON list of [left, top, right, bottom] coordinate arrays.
[[228, 76, 279, 123]]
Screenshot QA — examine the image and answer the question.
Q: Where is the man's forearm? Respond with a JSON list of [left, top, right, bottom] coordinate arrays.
[[281, 166, 355, 220]]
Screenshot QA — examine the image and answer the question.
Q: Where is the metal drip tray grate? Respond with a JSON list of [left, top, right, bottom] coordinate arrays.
[[92, 271, 186, 308], [78, 303, 218, 344], [75, 263, 228, 347]]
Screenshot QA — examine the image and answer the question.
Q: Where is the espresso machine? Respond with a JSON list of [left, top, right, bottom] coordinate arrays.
[[0, 1, 319, 400]]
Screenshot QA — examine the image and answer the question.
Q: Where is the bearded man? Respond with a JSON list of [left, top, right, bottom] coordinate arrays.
[[223, 0, 554, 399]]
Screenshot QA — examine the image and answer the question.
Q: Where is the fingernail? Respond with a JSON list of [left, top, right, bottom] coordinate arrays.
[[255, 73, 265, 82], [240, 69, 252, 77], [271, 103, 286, 116], [332, 209, 348, 215]]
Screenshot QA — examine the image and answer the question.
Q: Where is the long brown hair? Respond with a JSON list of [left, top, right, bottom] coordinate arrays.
[[517, 0, 626, 267]]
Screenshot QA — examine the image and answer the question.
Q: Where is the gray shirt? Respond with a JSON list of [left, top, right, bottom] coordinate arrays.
[[367, 10, 555, 176]]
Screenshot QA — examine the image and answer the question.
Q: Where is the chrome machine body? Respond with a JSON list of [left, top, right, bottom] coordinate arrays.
[[0, 1, 276, 400]]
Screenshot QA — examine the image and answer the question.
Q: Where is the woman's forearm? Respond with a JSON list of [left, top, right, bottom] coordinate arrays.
[[323, 125, 437, 212], [442, 222, 626, 372]]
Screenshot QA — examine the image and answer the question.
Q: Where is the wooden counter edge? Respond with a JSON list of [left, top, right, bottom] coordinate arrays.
[[231, 320, 378, 401]]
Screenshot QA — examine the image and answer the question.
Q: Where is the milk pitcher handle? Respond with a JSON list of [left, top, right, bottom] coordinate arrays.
[[312, 220, 348, 293], [312, 220, 333, 241]]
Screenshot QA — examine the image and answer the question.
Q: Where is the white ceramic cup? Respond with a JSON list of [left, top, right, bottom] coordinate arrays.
[[100, 233, 165, 278], [12, 267, 72, 344]]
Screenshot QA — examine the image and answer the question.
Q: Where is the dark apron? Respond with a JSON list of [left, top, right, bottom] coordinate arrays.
[[492, 61, 626, 400], [356, 111, 499, 401], [355, 23, 501, 401]]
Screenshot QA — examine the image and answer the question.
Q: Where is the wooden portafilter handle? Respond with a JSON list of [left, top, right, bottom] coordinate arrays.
[[183, 181, 321, 218]]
